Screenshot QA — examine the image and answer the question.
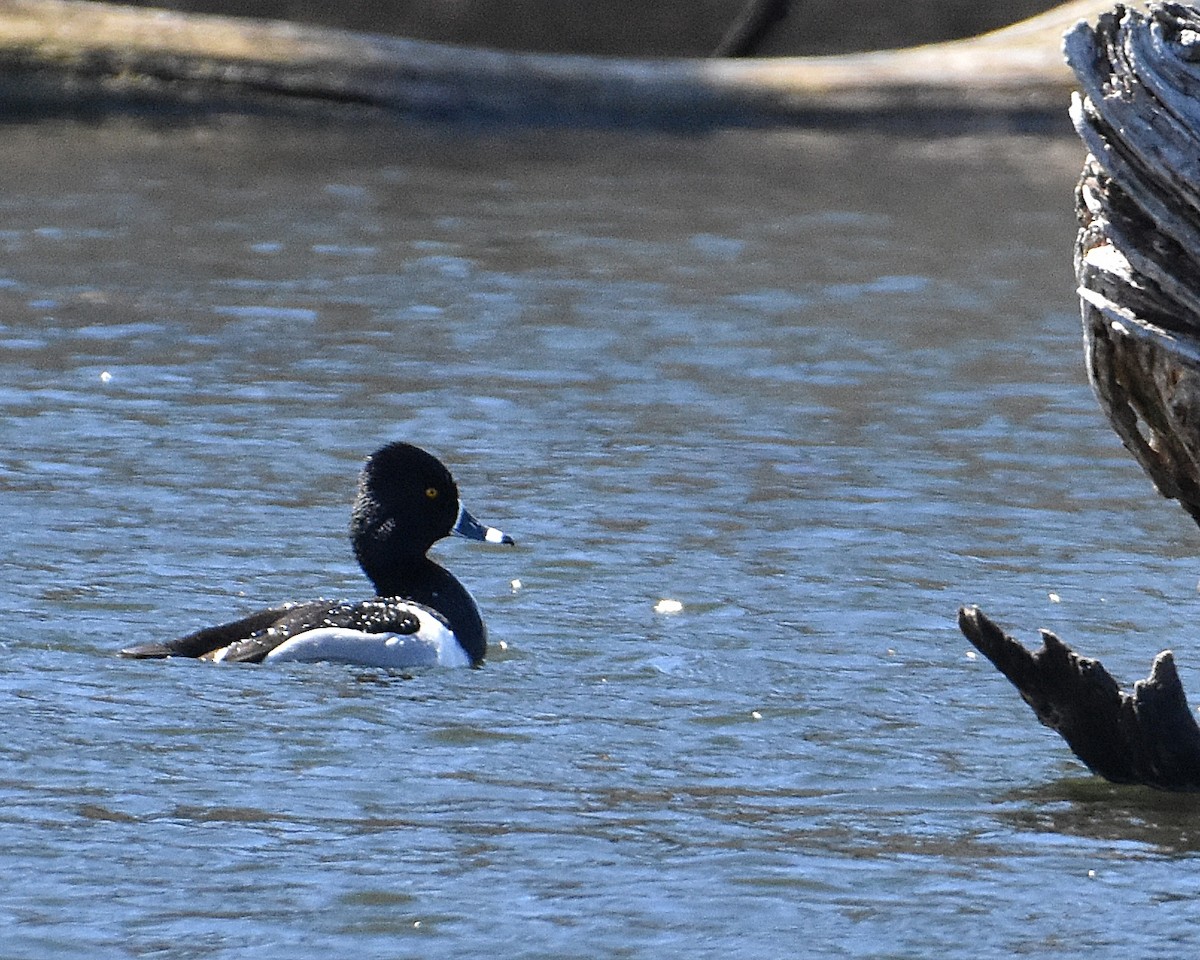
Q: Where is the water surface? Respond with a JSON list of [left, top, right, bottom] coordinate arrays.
[[1, 116, 1198, 958]]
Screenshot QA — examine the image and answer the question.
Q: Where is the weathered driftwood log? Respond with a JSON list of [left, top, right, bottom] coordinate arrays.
[[959, 607, 1200, 790], [961, 4, 1200, 790], [0, 0, 1117, 122], [1071, 4, 1200, 526]]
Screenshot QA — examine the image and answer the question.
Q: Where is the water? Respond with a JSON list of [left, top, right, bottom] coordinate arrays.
[[2, 114, 1200, 958]]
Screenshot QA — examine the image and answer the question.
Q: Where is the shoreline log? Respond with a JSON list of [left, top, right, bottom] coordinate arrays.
[[0, 0, 1120, 123], [962, 3, 1200, 791]]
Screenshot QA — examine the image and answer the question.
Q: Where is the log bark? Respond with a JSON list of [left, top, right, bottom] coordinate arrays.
[[0, 0, 1116, 122], [959, 607, 1200, 791], [1069, 3, 1200, 525], [962, 3, 1200, 791]]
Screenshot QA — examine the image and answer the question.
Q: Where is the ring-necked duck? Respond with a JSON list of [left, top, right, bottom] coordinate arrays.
[[119, 442, 514, 668]]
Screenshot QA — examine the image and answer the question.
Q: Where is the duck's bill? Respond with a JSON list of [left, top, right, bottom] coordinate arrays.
[[453, 502, 515, 545]]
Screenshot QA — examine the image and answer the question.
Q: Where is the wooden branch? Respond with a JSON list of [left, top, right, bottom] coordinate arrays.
[[959, 607, 1200, 791], [0, 0, 1118, 122], [964, 5, 1200, 792], [712, 0, 793, 58]]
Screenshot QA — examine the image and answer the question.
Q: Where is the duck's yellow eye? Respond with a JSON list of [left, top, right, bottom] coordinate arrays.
[[425, 487, 439, 499]]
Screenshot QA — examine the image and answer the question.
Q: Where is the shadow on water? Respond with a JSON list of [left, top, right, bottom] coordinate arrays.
[[999, 776, 1200, 855], [0, 76, 1076, 136]]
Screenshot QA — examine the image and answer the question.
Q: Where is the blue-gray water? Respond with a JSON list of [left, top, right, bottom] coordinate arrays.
[[3, 116, 1200, 958]]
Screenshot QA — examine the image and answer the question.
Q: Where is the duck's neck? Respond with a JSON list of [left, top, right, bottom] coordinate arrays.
[[369, 555, 487, 663]]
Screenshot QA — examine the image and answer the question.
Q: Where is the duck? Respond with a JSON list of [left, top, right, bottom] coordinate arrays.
[[119, 441, 514, 668]]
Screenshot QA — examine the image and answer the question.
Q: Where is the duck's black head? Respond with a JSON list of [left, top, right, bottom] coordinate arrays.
[[350, 442, 513, 594]]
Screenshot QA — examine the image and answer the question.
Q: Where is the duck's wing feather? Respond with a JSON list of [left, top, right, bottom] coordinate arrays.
[[120, 598, 435, 665], [119, 603, 307, 660], [212, 598, 428, 665]]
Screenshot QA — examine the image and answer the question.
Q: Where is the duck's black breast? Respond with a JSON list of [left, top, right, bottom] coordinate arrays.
[[370, 557, 487, 662]]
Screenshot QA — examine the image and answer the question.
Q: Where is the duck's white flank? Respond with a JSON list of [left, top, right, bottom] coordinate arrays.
[[262, 618, 469, 669]]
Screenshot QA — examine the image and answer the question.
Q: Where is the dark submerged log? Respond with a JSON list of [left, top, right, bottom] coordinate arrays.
[[961, 4, 1200, 790], [959, 607, 1200, 791]]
